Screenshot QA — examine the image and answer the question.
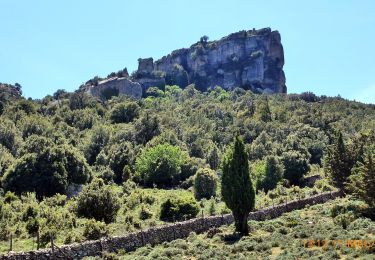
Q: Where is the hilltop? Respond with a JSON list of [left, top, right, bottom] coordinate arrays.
[[80, 28, 286, 100]]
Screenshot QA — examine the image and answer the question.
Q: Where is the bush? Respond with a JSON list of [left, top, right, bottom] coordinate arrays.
[[139, 206, 153, 220], [193, 168, 218, 200], [0, 145, 13, 177], [257, 156, 284, 192], [281, 151, 310, 185], [136, 144, 188, 187], [110, 102, 140, 123], [76, 179, 120, 223], [0, 118, 21, 155], [83, 219, 108, 240], [134, 114, 161, 144], [107, 142, 134, 184], [160, 195, 199, 222], [3, 145, 91, 199], [95, 166, 115, 184], [84, 126, 111, 165]]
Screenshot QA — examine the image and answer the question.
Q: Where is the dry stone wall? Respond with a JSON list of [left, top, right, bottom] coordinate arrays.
[[1, 191, 341, 260]]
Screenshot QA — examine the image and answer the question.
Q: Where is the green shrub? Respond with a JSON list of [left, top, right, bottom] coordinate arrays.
[[139, 206, 153, 220], [136, 144, 188, 187], [76, 179, 120, 223], [281, 151, 310, 185], [3, 144, 91, 199], [107, 142, 134, 184], [83, 219, 108, 240], [0, 145, 13, 177], [256, 156, 284, 192], [110, 102, 140, 123], [95, 166, 115, 184], [193, 168, 218, 200], [160, 195, 199, 222]]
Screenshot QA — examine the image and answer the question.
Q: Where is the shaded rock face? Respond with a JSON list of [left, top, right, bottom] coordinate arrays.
[[86, 77, 142, 99], [135, 28, 286, 93]]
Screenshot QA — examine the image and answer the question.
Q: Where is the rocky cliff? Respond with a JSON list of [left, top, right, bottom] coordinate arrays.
[[85, 28, 286, 99]]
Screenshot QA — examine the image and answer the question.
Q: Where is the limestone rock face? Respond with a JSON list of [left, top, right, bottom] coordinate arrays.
[[85, 28, 286, 99], [133, 28, 286, 93], [87, 77, 142, 99]]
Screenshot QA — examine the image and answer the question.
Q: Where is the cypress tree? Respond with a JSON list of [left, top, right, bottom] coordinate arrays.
[[221, 135, 255, 235]]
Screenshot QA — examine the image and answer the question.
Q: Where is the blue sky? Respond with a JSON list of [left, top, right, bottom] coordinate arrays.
[[0, 0, 374, 103]]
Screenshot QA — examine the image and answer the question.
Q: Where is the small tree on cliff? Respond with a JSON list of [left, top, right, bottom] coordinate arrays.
[[221, 135, 255, 235]]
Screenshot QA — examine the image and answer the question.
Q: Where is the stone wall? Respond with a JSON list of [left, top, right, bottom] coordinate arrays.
[[1, 191, 341, 260]]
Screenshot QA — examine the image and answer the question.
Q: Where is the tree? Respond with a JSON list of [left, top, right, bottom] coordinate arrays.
[[84, 126, 111, 165], [221, 135, 255, 235], [255, 96, 272, 122], [207, 145, 220, 170], [2, 145, 91, 199], [136, 144, 188, 187], [0, 145, 14, 178], [76, 178, 120, 223], [200, 35, 209, 44], [194, 168, 218, 200], [281, 151, 310, 185], [257, 156, 284, 192], [135, 114, 161, 144], [348, 151, 375, 208], [110, 102, 140, 123], [0, 118, 21, 155], [53, 89, 68, 100], [69, 92, 94, 110], [107, 142, 134, 184], [325, 132, 351, 191]]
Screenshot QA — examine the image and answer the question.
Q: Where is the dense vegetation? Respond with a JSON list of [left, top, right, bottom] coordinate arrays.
[[0, 83, 374, 255]]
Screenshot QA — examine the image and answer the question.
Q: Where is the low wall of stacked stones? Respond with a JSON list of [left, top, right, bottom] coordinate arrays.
[[1, 191, 341, 260]]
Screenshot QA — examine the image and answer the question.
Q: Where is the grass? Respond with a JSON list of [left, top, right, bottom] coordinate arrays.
[[85, 197, 374, 260], [0, 177, 335, 255]]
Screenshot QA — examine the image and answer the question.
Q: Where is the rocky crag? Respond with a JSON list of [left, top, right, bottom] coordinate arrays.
[[85, 28, 286, 99]]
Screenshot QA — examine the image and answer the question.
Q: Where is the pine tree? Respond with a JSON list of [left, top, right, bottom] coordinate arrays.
[[348, 152, 375, 208], [325, 132, 351, 191], [221, 135, 255, 235]]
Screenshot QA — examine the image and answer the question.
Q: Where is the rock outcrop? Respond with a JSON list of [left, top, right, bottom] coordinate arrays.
[[85, 28, 286, 99], [86, 77, 142, 100]]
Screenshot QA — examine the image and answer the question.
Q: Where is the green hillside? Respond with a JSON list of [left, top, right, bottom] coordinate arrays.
[[0, 85, 374, 256]]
